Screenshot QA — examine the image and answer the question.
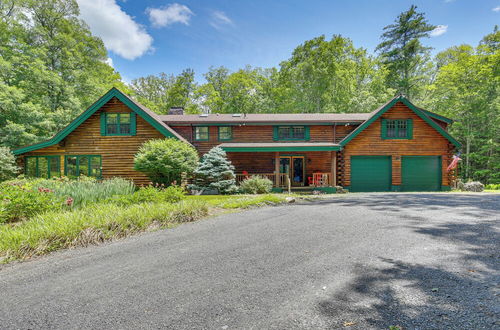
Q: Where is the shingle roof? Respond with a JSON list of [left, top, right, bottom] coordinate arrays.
[[160, 113, 370, 124]]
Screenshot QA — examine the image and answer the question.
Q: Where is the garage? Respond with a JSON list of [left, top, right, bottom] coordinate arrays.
[[350, 156, 391, 192], [401, 156, 441, 191]]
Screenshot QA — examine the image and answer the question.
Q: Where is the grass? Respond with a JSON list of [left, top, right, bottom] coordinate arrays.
[[0, 193, 293, 263]]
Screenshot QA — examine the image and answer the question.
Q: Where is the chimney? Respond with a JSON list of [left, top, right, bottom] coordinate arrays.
[[168, 107, 184, 115]]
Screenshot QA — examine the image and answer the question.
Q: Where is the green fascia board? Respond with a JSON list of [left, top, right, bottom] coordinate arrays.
[[420, 109, 454, 124], [221, 146, 341, 152], [339, 96, 462, 149], [14, 88, 179, 155]]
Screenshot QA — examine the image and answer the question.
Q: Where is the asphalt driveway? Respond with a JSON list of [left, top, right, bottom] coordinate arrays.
[[0, 193, 499, 329]]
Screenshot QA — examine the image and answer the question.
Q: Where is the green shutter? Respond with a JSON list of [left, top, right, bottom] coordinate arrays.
[[305, 126, 310, 141], [100, 113, 107, 136], [406, 119, 413, 139], [381, 119, 387, 139], [273, 126, 278, 141], [130, 113, 137, 135]]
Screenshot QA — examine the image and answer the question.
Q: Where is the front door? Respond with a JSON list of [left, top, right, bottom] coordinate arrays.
[[280, 156, 304, 186]]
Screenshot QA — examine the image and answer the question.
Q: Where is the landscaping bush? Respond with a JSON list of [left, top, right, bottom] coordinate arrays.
[[485, 184, 500, 190], [190, 147, 237, 194], [0, 147, 18, 182], [134, 138, 199, 186], [0, 183, 65, 223], [106, 186, 185, 206], [239, 175, 273, 194]]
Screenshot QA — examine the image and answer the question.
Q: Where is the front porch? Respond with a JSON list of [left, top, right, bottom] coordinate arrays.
[[225, 148, 338, 189]]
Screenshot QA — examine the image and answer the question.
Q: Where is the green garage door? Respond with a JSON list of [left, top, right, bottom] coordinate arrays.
[[402, 156, 441, 191], [350, 156, 391, 192]]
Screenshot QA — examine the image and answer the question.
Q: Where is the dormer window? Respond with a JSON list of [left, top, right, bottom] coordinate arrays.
[[273, 126, 310, 141]]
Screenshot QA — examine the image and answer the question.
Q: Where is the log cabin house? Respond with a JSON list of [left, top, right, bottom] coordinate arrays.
[[13, 88, 461, 192]]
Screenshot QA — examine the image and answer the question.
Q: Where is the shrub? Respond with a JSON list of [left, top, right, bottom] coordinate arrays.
[[190, 147, 237, 194], [0, 183, 65, 223], [239, 175, 273, 194], [106, 186, 185, 206], [485, 184, 500, 190], [134, 138, 199, 186], [0, 147, 19, 182]]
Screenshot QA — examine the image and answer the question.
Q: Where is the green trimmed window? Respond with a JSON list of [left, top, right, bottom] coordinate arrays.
[[194, 126, 209, 141], [218, 126, 232, 141], [100, 113, 136, 136], [25, 156, 61, 178], [65, 155, 102, 178], [381, 119, 413, 139], [273, 126, 310, 141]]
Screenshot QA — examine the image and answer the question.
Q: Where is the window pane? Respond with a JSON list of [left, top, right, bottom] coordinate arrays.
[[38, 157, 48, 178], [90, 157, 101, 178], [397, 121, 407, 138], [278, 127, 291, 139], [195, 127, 209, 140], [106, 114, 118, 134], [78, 156, 89, 177], [49, 157, 60, 178], [66, 156, 78, 178], [26, 157, 37, 177], [387, 121, 396, 137], [219, 127, 231, 140], [119, 114, 131, 134], [292, 127, 305, 139]]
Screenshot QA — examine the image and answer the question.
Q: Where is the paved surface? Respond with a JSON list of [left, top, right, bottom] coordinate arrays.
[[0, 193, 499, 329]]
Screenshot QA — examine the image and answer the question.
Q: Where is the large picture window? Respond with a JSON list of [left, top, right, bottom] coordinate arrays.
[[194, 126, 209, 141], [382, 119, 413, 139], [25, 156, 61, 178], [101, 113, 135, 136], [65, 155, 102, 178], [274, 126, 310, 140]]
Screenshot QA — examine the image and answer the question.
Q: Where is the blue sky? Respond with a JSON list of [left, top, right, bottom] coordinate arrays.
[[77, 0, 500, 83]]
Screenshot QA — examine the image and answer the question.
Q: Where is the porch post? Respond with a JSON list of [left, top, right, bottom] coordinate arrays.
[[274, 152, 280, 187], [331, 151, 337, 186]]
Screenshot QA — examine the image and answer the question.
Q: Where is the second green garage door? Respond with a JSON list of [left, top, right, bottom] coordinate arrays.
[[401, 156, 441, 191], [350, 156, 391, 192]]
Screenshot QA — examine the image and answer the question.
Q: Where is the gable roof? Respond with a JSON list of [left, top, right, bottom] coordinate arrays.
[[13, 88, 188, 155], [160, 113, 370, 125], [339, 95, 461, 148]]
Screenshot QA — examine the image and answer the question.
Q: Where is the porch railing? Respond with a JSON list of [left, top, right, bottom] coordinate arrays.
[[235, 173, 290, 189], [311, 173, 331, 187]]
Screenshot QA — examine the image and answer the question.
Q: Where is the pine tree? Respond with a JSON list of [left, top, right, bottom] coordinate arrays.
[[190, 147, 237, 194], [376, 5, 436, 99]]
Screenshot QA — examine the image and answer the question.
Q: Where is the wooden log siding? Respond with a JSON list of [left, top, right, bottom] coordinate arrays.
[[20, 97, 164, 185], [342, 102, 453, 188], [170, 124, 357, 155]]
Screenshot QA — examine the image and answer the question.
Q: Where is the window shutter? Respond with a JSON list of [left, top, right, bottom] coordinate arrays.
[[406, 119, 413, 139], [130, 113, 137, 135], [381, 119, 387, 139], [305, 126, 310, 141], [100, 113, 107, 136], [273, 126, 278, 141]]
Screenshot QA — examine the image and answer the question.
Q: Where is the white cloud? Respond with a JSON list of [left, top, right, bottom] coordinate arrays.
[[77, 0, 153, 60], [493, 6, 500, 12], [146, 3, 193, 28], [210, 10, 233, 30], [430, 25, 448, 37], [104, 57, 114, 68]]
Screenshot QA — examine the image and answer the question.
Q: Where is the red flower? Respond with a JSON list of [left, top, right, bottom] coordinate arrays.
[[65, 197, 74, 206]]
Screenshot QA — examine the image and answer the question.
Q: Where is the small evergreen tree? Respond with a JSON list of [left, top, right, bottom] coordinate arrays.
[[190, 147, 237, 194], [0, 147, 19, 182]]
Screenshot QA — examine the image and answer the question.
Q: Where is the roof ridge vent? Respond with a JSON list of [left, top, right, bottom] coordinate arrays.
[[232, 113, 242, 117], [199, 113, 209, 117]]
